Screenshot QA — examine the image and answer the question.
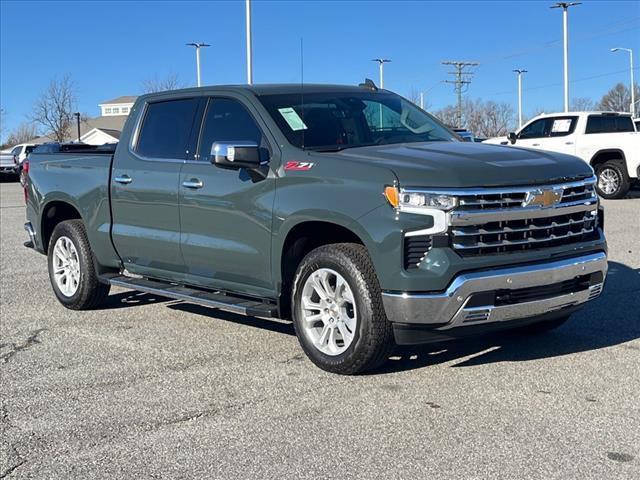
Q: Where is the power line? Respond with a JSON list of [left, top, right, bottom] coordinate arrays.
[[442, 60, 480, 127]]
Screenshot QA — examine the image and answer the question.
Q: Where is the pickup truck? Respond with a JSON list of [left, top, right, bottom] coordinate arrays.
[[23, 84, 608, 374], [483, 111, 640, 199]]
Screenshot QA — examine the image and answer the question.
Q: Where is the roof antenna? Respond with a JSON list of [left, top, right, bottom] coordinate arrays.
[[300, 37, 305, 149]]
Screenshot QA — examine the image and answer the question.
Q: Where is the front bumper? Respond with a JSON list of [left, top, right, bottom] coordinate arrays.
[[382, 251, 607, 330]]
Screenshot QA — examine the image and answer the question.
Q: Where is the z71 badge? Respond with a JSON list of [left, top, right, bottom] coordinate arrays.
[[284, 161, 315, 171]]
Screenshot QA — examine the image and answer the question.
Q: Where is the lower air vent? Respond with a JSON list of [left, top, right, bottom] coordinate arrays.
[[462, 309, 491, 323], [404, 235, 432, 270]]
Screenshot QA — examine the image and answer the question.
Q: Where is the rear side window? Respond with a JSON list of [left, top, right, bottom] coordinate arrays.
[[548, 116, 578, 137], [136, 98, 201, 159], [197, 98, 264, 159], [585, 115, 635, 134]]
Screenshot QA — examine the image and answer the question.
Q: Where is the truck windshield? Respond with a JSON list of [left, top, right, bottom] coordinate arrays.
[[258, 91, 457, 151]]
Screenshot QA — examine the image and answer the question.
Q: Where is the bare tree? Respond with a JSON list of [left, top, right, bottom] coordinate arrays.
[[0, 106, 6, 142], [32, 74, 77, 142], [433, 104, 463, 128], [570, 97, 597, 112], [142, 72, 182, 93], [598, 82, 640, 112], [466, 99, 515, 137], [5, 122, 40, 146]]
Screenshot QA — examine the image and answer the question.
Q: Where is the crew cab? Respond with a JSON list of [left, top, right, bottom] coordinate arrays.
[[23, 84, 608, 374], [483, 112, 639, 199]]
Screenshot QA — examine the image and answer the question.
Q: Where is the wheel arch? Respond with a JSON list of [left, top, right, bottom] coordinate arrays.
[[41, 200, 83, 252], [277, 220, 370, 319], [590, 149, 629, 176]]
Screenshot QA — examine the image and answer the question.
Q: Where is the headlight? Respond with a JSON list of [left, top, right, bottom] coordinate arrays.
[[384, 186, 458, 214]]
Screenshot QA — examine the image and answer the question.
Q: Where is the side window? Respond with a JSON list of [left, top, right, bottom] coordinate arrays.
[[136, 98, 201, 159], [548, 116, 578, 137], [11, 146, 21, 156], [585, 115, 634, 134], [197, 98, 263, 160], [518, 118, 549, 139]]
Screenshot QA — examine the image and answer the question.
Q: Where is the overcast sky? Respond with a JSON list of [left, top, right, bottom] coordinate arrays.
[[1, 0, 639, 141]]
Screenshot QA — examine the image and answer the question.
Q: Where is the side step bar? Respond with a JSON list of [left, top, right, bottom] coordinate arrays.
[[101, 274, 278, 318]]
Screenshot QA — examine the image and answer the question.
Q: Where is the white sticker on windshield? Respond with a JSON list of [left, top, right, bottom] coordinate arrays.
[[551, 118, 572, 133], [278, 107, 308, 131]]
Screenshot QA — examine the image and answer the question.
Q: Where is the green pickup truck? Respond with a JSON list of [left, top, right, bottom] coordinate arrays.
[[23, 83, 608, 374]]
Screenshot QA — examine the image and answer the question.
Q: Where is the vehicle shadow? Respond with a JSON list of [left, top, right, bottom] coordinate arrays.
[[167, 302, 296, 336], [373, 260, 640, 374], [99, 291, 171, 310]]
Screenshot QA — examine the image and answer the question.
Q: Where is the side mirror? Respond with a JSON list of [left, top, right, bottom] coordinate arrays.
[[507, 132, 517, 144], [210, 141, 264, 169]]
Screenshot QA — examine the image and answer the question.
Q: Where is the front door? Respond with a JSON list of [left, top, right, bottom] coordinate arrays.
[[179, 97, 277, 297], [111, 97, 203, 280]]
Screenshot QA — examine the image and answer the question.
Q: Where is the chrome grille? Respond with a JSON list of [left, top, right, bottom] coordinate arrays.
[[449, 177, 599, 256]]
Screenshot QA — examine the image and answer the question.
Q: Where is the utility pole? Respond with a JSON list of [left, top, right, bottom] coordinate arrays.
[[420, 92, 424, 109], [513, 69, 527, 128], [551, 2, 581, 112], [611, 47, 635, 117], [74, 112, 81, 142], [442, 60, 479, 128], [186, 42, 210, 87], [246, 0, 253, 85]]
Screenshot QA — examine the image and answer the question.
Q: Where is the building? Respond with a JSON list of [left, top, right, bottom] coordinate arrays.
[[98, 96, 137, 117]]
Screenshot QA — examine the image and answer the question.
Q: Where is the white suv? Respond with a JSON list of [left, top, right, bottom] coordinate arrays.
[[484, 112, 639, 199]]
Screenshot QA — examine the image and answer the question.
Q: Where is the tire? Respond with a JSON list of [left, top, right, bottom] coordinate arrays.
[[291, 243, 394, 375], [595, 160, 631, 199], [47, 219, 110, 310], [512, 315, 571, 335]]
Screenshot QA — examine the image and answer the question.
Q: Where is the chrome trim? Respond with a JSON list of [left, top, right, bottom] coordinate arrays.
[[382, 252, 607, 326], [24, 222, 36, 244], [401, 176, 596, 196], [450, 202, 597, 225]]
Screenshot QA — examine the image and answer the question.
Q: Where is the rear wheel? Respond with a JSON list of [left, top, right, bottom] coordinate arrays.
[[595, 160, 630, 199], [291, 243, 393, 374], [47, 220, 110, 310]]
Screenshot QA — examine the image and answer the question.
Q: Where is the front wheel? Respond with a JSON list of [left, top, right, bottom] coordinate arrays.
[[47, 220, 110, 310], [291, 243, 393, 375], [595, 161, 630, 199]]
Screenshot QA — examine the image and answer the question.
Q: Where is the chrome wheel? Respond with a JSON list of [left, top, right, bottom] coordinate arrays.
[[300, 268, 357, 356], [598, 168, 620, 195], [52, 236, 80, 297]]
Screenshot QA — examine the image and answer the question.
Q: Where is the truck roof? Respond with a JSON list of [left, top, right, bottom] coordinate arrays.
[[136, 83, 385, 102]]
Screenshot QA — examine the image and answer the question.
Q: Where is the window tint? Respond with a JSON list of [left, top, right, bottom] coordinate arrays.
[[11, 147, 21, 156], [137, 98, 200, 159], [518, 118, 549, 139], [198, 98, 263, 159], [585, 115, 635, 134]]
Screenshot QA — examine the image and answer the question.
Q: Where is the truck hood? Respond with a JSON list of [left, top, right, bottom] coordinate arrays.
[[335, 141, 593, 188]]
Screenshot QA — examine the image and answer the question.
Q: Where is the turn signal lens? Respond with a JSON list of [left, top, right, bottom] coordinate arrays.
[[384, 186, 399, 208]]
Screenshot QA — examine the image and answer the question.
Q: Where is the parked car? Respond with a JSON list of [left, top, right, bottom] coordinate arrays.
[[0, 144, 37, 178], [483, 112, 640, 198], [23, 84, 607, 374]]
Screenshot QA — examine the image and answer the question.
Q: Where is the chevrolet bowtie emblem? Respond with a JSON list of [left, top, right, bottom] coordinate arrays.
[[522, 188, 563, 208]]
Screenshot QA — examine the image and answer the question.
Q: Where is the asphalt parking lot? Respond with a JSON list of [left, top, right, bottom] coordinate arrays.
[[1, 178, 638, 479]]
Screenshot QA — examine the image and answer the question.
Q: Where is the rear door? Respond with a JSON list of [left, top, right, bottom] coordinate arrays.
[[536, 115, 579, 156], [178, 96, 277, 296], [110, 97, 204, 280]]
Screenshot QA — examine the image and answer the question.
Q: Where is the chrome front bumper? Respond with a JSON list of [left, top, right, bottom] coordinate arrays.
[[382, 252, 607, 329]]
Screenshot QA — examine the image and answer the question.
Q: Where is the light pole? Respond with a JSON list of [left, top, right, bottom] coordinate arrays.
[[611, 47, 635, 117], [186, 42, 210, 87], [420, 92, 424, 109], [246, 0, 253, 85], [551, 2, 580, 112], [371, 58, 391, 89], [513, 69, 528, 128]]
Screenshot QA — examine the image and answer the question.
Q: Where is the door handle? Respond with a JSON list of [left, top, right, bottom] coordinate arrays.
[[532, 143, 540, 147], [565, 141, 574, 145], [182, 179, 203, 189], [114, 175, 132, 184]]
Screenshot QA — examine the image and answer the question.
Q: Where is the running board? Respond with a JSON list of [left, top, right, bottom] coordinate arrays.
[[102, 274, 278, 318]]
